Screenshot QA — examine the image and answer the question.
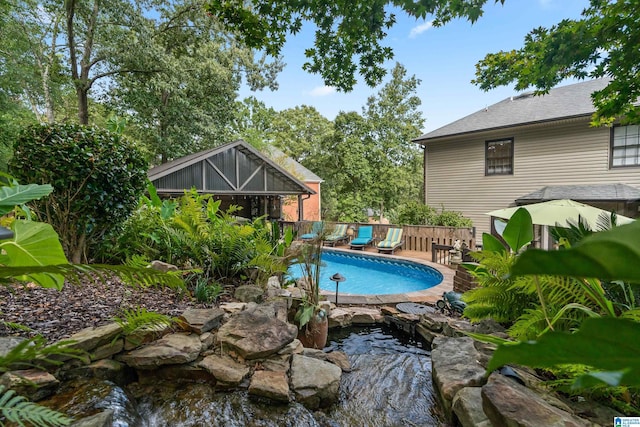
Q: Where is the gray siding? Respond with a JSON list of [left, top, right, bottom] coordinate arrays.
[[425, 118, 640, 237]]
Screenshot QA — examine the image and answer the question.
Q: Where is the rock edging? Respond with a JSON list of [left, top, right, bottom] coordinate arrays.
[[419, 311, 623, 427], [1, 301, 350, 425]]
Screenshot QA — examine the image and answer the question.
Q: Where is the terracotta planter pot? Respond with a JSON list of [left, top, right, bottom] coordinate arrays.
[[297, 310, 328, 349]]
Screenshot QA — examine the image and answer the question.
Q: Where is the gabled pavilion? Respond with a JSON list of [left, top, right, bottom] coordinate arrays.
[[148, 140, 316, 220]]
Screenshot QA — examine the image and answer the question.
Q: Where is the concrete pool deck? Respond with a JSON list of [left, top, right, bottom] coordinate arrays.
[[319, 246, 455, 306]]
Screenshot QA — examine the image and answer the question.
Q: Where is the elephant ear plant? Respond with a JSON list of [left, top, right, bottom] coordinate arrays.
[[0, 179, 184, 290], [0, 178, 185, 426], [468, 208, 640, 395]]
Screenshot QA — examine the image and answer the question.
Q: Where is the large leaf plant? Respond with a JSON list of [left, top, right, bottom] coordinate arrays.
[[473, 208, 640, 394], [0, 179, 184, 291], [0, 179, 184, 426]]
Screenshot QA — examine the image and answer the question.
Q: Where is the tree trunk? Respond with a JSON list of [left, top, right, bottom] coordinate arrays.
[[71, 232, 86, 264], [76, 86, 89, 125], [66, 0, 97, 125]]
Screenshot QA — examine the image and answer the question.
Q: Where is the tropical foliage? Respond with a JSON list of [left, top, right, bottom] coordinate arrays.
[[107, 185, 295, 292], [465, 208, 640, 413], [0, 386, 73, 427], [290, 234, 326, 329]]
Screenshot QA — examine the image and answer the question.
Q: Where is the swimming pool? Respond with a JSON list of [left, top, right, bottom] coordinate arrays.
[[289, 250, 443, 295]]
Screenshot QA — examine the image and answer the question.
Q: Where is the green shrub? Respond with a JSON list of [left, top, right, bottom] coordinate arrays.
[[393, 201, 436, 225], [393, 202, 472, 227], [10, 123, 148, 263], [432, 209, 473, 227], [110, 186, 293, 288]]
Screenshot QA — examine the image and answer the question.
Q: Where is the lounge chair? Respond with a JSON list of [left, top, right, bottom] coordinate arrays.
[[377, 228, 404, 254], [300, 221, 323, 241], [349, 225, 373, 250], [323, 224, 349, 247]]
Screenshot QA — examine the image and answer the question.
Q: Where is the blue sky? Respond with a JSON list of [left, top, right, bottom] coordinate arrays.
[[239, 0, 590, 133]]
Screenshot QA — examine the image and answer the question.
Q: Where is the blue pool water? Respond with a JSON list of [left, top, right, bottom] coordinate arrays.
[[289, 250, 443, 295]]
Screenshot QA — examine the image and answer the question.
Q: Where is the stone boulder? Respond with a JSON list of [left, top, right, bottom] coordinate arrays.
[[234, 285, 264, 303], [266, 276, 281, 289], [328, 308, 353, 328], [350, 307, 383, 324], [91, 339, 124, 360], [149, 260, 178, 272], [0, 336, 28, 357], [302, 349, 351, 372], [123, 324, 171, 351], [290, 355, 341, 410], [61, 359, 134, 386], [216, 306, 297, 360], [277, 339, 304, 356], [219, 302, 247, 315], [197, 354, 250, 387], [67, 323, 123, 352], [431, 336, 486, 417], [452, 387, 491, 427], [419, 311, 450, 333], [179, 308, 225, 334], [118, 333, 202, 370], [70, 410, 114, 427], [482, 372, 589, 427], [0, 369, 59, 401], [249, 370, 290, 402]]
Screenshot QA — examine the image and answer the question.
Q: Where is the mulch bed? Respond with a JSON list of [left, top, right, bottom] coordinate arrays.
[[0, 278, 210, 343]]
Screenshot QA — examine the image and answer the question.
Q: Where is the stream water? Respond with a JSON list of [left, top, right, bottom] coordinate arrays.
[[57, 325, 443, 426]]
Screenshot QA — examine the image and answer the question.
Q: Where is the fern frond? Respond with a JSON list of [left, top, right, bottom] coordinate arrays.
[[0, 336, 84, 373], [508, 308, 552, 340], [0, 386, 73, 426], [509, 303, 595, 340], [113, 307, 177, 337], [620, 308, 640, 322], [124, 254, 151, 269], [0, 321, 31, 332]]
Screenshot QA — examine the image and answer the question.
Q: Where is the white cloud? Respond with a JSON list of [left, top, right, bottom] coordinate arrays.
[[409, 21, 433, 39], [309, 86, 336, 97]]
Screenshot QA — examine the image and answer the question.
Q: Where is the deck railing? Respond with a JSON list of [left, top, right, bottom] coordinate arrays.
[[281, 221, 475, 259]]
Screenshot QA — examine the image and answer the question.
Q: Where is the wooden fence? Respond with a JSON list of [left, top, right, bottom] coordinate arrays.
[[281, 221, 476, 256]]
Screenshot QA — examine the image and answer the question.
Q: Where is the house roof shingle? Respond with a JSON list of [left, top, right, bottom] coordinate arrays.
[[148, 139, 316, 195], [263, 146, 323, 183], [516, 184, 640, 204], [414, 78, 611, 142]]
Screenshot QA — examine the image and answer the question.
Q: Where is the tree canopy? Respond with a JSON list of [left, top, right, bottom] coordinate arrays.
[[206, 0, 504, 92], [1, 0, 284, 165], [474, 0, 640, 125], [206, 0, 640, 123]]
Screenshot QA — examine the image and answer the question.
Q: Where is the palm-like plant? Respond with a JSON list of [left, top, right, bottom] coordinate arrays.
[[291, 230, 326, 328]]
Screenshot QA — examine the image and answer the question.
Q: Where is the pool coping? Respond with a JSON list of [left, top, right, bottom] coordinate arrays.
[[318, 247, 455, 305]]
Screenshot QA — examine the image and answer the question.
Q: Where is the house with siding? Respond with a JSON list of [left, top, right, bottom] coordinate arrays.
[[413, 79, 640, 241]]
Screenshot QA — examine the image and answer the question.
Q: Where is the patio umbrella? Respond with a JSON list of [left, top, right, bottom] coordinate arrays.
[[486, 199, 635, 228]]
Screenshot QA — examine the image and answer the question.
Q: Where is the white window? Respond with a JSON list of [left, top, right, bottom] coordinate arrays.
[[612, 125, 640, 167]]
